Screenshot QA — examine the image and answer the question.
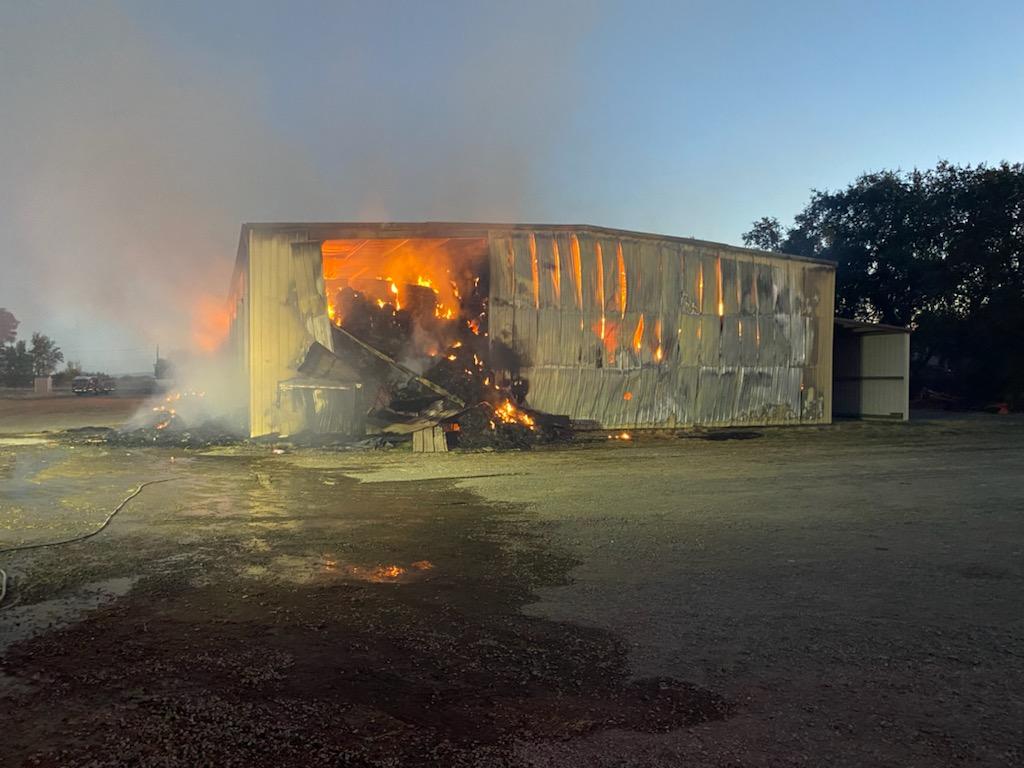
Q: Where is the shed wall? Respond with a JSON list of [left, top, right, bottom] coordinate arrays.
[[488, 231, 835, 427], [246, 232, 335, 437], [833, 329, 910, 420]]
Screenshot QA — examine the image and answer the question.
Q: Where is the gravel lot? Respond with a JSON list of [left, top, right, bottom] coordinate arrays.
[[0, 393, 143, 434], [0, 400, 1021, 766]]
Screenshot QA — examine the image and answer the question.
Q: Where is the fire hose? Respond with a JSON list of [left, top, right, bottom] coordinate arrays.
[[0, 478, 177, 609]]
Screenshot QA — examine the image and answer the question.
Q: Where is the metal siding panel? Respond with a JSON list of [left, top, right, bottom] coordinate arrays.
[[500, 230, 836, 429], [248, 229, 336, 436]]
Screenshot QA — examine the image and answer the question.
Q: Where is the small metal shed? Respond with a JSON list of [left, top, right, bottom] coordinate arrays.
[[832, 318, 911, 421]]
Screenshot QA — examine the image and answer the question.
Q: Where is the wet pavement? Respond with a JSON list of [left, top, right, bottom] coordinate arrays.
[[1, 415, 1023, 767], [0, 443, 727, 767]]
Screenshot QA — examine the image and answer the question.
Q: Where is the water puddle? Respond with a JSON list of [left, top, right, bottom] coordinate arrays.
[[0, 575, 138, 655]]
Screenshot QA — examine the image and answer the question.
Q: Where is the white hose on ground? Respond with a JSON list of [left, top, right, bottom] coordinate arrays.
[[0, 478, 176, 609]]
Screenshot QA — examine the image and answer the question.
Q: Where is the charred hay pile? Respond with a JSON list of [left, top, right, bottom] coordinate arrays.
[[322, 263, 573, 450]]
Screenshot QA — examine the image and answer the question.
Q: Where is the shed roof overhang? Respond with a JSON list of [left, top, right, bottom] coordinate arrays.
[[237, 221, 837, 268], [834, 317, 912, 335]]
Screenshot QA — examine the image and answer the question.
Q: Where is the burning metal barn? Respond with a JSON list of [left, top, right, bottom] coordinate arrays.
[[225, 223, 836, 440]]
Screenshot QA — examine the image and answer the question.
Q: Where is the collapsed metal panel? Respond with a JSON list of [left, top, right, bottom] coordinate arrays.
[[489, 229, 835, 428], [278, 379, 364, 435], [245, 233, 344, 437]]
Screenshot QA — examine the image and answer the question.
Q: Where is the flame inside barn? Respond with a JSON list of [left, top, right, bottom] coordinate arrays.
[[224, 223, 837, 439]]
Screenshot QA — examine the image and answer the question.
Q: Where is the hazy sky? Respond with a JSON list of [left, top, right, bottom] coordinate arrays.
[[2, 0, 1022, 372]]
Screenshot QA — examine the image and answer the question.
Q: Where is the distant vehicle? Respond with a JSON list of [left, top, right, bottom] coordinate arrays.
[[71, 375, 115, 395]]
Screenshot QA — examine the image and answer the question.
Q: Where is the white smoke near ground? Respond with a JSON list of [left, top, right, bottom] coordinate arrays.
[[125, 355, 248, 436], [0, 1, 595, 427]]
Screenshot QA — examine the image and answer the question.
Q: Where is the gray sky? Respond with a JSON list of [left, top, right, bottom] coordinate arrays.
[[2, 1, 1021, 372]]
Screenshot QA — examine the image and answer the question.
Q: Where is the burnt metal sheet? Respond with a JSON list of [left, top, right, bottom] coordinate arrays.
[[277, 378, 364, 436], [490, 231, 836, 428]]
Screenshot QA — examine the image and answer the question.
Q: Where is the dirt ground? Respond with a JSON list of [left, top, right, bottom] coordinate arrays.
[[0, 398, 1021, 767], [0, 393, 144, 434]]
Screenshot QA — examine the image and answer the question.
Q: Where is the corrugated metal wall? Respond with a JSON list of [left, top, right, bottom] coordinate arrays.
[[245, 232, 335, 437], [488, 230, 835, 427]]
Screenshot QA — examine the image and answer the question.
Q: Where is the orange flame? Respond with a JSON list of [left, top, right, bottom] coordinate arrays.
[[321, 238, 486, 325], [697, 264, 705, 313], [529, 233, 540, 309], [633, 313, 645, 352], [492, 399, 536, 429], [715, 256, 724, 317], [191, 294, 231, 353], [616, 242, 627, 318], [551, 238, 562, 303], [570, 234, 583, 311]]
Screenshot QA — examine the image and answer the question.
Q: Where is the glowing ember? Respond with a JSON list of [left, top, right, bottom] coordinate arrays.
[[376, 564, 405, 579], [529, 232, 540, 309], [616, 242, 627, 318], [716, 256, 724, 317], [570, 234, 583, 311], [147, 390, 206, 431], [551, 237, 562, 302], [697, 264, 705, 312], [608, 432, 632, 440], [633, 314, 645, 352]]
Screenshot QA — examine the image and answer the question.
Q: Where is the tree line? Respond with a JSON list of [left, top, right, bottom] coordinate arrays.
[[0, 308, 68, 387], [743, 161, 1024, 407]]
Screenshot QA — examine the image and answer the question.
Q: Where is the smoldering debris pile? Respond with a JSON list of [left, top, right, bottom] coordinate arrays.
[[321, 272, 575, 451], [63, 391, 245, 448], [451, 404, 572, 450]]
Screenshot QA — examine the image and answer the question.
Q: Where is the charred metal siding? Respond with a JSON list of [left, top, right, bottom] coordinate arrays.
[[488, 229, 835, 427]]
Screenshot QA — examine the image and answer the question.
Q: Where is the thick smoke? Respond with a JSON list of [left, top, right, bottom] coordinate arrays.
[[0, 2, 593, 372]]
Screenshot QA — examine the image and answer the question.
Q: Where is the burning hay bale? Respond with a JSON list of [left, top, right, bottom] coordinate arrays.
[[320, 252, 573, 450]]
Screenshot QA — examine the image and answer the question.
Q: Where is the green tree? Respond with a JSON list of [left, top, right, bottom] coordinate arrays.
[[0, 340, 34, 387], [746, 161, 1024, 405], [741, 217, 784, 252], [0, 308, 18, 344], [29, 332, 64, 377]]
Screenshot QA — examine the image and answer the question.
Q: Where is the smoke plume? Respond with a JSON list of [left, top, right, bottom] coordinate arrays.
[[0, 1, 592, 371]]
